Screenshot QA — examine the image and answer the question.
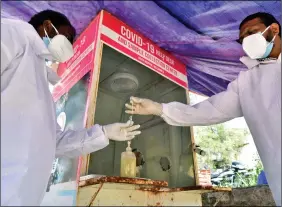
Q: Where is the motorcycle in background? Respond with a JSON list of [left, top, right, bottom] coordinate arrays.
[[211, 161, 256, 187]]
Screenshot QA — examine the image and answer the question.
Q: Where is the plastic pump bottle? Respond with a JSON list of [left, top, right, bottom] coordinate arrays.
[[120, 141, 136, 177]]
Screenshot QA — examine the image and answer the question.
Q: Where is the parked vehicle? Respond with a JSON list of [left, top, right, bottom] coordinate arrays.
[[211, 161, 256, 187]]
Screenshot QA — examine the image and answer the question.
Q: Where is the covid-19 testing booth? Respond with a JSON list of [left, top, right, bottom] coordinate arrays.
[[42, 10, 230, 206]]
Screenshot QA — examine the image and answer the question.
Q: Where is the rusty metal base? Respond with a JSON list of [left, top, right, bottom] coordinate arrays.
[[78, 176, 231, 206]]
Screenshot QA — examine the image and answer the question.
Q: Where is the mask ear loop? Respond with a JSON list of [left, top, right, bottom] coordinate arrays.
[[43, 23, 59, 42], [44, 24, 60, 64], [50, 23, 59, 35], [262, 26, 277, 45], [261, 26, 271, 35], [43, 27, 51, 42], [270, 34, 277, 43]]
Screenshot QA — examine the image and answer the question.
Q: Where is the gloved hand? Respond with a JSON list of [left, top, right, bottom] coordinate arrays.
[[125, 96, 163, 116], [102, 120, 141, 141]]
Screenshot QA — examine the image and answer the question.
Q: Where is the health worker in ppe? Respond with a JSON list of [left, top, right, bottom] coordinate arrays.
[[1, 10, 141, 206], [125, 12, 281, 206]]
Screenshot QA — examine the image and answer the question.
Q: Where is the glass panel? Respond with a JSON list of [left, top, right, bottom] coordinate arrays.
[[88, 45, 196, 188], [46, 73, 90, 191]]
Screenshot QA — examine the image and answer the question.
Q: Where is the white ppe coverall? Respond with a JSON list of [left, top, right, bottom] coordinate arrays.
[[161, 56, 281, 206], [1, 19, 109, 205]]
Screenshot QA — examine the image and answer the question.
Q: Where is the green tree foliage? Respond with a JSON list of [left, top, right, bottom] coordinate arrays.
[[194, 124, 249, 169], [189, 93, 263, 187]]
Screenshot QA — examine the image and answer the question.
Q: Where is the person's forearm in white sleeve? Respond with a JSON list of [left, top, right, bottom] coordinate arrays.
[[161, 78, 243, 126], [55, 123, 109, 158]]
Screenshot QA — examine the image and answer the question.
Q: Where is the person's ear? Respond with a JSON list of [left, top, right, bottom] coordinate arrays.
[[270, 23, 279, 36], [42, 20, 53, 36]]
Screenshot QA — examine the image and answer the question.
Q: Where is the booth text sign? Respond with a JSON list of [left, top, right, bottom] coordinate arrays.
[[52, 14, 101, 102], [100, 11, 188, 89]]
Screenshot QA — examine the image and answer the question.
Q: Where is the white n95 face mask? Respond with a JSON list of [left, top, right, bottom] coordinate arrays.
[[43, 23, 74, 63], [242, 26, 276, 59]]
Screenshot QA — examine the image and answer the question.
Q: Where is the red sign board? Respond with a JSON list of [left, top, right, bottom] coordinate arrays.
[[50, 12, 102, 196], [52, 13, 101, 102], [100, 11, 188, 89]]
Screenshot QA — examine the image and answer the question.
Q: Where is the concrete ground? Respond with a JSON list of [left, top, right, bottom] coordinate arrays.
[[202, 185, 275, 206]]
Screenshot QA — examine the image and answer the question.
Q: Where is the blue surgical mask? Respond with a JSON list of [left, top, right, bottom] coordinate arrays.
[[43, 37, 51, 47], [262, 41, 274, 58], [43, 29, 53, 62]]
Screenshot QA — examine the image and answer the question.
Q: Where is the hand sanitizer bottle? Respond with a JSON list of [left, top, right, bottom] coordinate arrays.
[[120, 141, 136, 178]]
